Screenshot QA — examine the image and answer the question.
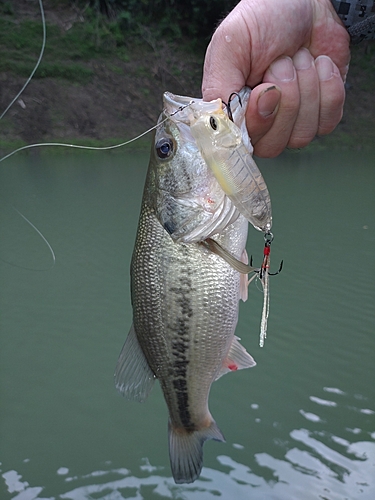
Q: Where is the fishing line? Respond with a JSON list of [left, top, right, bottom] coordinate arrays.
[[0, 0, 46, 121], [0, 204, 56, 271], [0, 103, 195, 164], [0, 0, 49, 271], [12, 206, 56, 269], [0, 124, 159, 163]]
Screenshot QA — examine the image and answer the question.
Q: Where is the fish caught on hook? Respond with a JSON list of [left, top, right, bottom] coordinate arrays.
[[2, 2, 285, 485]]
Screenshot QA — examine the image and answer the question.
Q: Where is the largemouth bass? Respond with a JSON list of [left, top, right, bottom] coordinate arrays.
[[115, 88, 261, 484]]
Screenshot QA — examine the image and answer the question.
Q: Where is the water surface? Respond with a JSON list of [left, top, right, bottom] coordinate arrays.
[[0, 148, 374, 499]]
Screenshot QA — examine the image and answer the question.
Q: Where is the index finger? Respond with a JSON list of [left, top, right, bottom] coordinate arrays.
[[202, 38, 247, 102], [201, 11, 251, 102]]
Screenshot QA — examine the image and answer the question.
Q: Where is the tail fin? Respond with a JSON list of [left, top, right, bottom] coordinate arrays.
[[168, 419, 225, 484]]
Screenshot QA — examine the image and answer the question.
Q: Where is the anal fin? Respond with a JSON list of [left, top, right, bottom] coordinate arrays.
[[215, 335, 256, 380], [114, 323, 156, 402]]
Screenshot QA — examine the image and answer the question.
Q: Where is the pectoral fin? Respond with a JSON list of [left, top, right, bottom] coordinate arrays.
[[215, 335, 256, 380], [114, 323, 156, 402], [202, 238, 256, 274]]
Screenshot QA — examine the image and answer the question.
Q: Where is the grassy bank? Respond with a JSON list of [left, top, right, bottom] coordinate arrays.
[[0, 0, 374, 154]]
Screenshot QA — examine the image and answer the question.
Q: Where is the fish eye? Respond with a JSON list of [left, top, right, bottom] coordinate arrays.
[[209, 116, 218, 131], [156, 138, 174, 159]]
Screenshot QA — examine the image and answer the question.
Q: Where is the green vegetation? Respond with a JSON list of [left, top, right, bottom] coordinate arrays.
[[0, 0, 237, 83], [0, 0, 374, 152], [0, 12, 129, 82], [79, 0, 238, 39]]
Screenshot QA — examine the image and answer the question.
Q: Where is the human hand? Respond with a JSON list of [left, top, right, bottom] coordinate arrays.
[[202, 0, 350, 157]]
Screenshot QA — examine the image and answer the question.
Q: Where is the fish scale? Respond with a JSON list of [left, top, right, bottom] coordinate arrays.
[[132, 205, 241, 420]]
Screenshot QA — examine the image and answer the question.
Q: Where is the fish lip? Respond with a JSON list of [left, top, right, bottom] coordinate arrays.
[[164, 92, 194, 107], [163, 92, 195, 122], [163, 92, 222, 124]]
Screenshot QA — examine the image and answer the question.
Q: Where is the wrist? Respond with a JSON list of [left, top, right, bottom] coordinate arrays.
[[331, 0, 375, 42]]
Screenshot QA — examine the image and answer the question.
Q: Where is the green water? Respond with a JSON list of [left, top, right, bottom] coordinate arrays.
[[0, 148, 374, 500]]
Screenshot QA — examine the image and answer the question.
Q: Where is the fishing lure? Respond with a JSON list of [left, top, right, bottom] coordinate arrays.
[[188, 89, 272, 234]]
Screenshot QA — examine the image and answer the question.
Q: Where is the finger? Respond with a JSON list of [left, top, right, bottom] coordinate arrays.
[[245, 84, 282, 146], [315, 56, 345, 135], [202, 10, 251, 102], [287, 48, 320, 149], [251, 56, 300, 158]]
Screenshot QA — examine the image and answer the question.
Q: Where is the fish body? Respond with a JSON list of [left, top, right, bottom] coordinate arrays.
[[115, 90, 257, 484]]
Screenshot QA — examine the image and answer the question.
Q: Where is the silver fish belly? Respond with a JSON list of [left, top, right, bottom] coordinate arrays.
[[115, 91, 256, 484]]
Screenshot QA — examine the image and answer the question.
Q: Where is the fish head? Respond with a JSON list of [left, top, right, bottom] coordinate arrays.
[[146, 93, 237, 243], [160, 87, 253, 164]]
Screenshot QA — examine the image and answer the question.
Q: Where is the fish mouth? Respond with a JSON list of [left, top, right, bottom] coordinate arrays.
[[163, 92, 222, 125], [161, 87, 253, 155], [163, 87, 251, 129]]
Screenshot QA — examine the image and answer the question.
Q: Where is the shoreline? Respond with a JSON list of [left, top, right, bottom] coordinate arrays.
[[0, 3, 374, 154]]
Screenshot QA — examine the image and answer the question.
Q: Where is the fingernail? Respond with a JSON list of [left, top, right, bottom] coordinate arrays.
[[293, 48, 313, 70], [269, 57, 295, 82], [316, 55, 335, 81], [257, 86, 281, 118]]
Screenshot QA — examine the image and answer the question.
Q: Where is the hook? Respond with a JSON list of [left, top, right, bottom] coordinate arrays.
[[223, 91, 242, 122], [249, 231, 283, 278]]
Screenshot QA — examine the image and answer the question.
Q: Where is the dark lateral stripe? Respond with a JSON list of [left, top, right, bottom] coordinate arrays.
[[172, 378, 193, 430], [170, 265, 195, 430]]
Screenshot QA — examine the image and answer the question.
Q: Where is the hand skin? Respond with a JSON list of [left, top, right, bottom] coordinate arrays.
[[202, 0, 350, 157]]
